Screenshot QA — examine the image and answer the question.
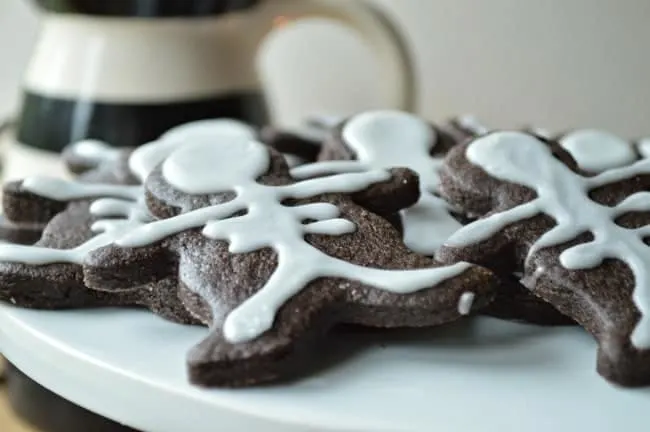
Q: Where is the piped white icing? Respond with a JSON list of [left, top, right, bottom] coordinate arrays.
[[293, 114, 343, 142], [283, 154, 304, 168], [0, 119, 257, 264], [637, 138, 650, 159], [0, 183, 147, 265], [559, 129, 635, 173], [291, 110, 461, 255], [446, 131, 650, 348], [0, 129, 473, 344], [528, 127, 552, 139], [129, 119, 257, 182], [66, 140, 122, 165], [456, 115, 489, 135], [457, 292, 475, 315], [120, 138, 472, 342]]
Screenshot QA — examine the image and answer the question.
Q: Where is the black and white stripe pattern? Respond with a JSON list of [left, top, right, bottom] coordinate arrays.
[[18, 91, 268, 152], [18, 3, 269, 152], [35, 0, 260, 17], [7, 2, 270, 180]]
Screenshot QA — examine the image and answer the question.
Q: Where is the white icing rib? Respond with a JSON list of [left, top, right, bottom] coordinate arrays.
[[448, 131, 650, 348]]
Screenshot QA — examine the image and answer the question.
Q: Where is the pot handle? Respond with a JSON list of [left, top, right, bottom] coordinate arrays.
[[249, 0, 416, 111]]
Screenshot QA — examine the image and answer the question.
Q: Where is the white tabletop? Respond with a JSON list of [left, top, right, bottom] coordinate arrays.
[[0, 304, 648, 432]]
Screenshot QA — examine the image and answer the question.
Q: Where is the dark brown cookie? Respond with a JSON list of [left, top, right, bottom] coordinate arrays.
[[479, 273, 573, 326], [307, 110, 571, 326], [0, 140, 139, 248], [260, 114, 343, 165], [437, 130, 650, 387], [0, 147, 197, 324], [0, 215, 43, 245], [80, 136, 498, 387], [0, 118, 292, 320]]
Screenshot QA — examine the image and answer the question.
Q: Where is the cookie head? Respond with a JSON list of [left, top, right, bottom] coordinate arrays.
[[161, 136, 273, 194], [129, 119, 257, 183], [559, 129, 637, 173]]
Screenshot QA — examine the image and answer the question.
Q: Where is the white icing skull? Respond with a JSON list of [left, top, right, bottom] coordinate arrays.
[[559, 129, 635, 173], [129, 119, 257, 182], [162, 137, 270, 194]]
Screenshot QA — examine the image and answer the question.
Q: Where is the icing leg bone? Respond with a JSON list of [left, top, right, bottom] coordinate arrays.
[[438, 131, 650, 387], [81, 139, 498, 387]]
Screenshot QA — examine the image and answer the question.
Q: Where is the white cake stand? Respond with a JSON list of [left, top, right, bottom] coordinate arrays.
[[0, 304, 648, 432]]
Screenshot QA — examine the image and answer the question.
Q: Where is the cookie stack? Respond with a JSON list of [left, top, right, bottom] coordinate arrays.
[[0, 110, 648, 389]]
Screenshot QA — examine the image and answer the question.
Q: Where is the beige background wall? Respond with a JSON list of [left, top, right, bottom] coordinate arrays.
[[1, 0, 649, 135]]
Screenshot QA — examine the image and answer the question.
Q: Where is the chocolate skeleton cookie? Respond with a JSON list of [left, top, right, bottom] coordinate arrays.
[[298, 110, 464, 255], [80, 136, 497, 387], [0, 151, 199, 324], [486, 128, 642, 325], [0, 118, 273, 320], [296, 110, 572, 325], [437, 131, 650, 387], [0, 139, 141, 248], [260, 114, 343, 166]]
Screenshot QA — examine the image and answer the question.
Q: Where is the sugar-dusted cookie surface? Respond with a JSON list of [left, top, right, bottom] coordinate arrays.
[[81, 136, 498, 387], [438, 131, 650, 387]]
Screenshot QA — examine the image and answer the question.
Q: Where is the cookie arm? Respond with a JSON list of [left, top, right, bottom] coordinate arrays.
[[84, 242, 177, 292], [436, 211, 523, 275], [350, 167, 420, 217], [259, 126, 321, 162], [2, 181, 67, 225]]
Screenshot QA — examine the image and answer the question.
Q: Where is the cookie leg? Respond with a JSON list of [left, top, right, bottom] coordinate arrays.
[[527, 259, 650, 387]]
